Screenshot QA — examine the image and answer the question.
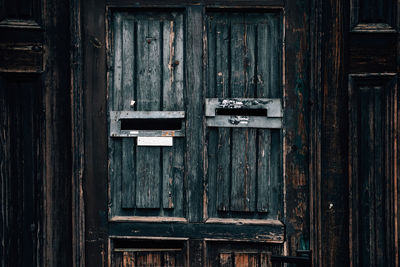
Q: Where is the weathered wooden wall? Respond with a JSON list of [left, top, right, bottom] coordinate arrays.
[[0, 0, 72, 266], [311, 0, 399, 266], [0, 0, 398, 266]]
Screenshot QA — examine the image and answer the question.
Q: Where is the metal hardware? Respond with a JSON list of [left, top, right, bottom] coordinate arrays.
[[109, 111, 185, 138], [205, 98, 282, 128]]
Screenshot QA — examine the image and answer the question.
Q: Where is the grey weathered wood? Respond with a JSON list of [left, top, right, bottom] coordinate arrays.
[[205, 12, 283, 217], [121, 18, 136, 209], [244, 21, 257, 213], [162, 13, 184, 213], [230, 16, 251, 212], [135, 18, 161, 209], [109, 12, 186, 217], [109, 13, 123, 216], [215, 17, 231, 212], [257, 128, 271, 213], [185, 6, 204, 222]]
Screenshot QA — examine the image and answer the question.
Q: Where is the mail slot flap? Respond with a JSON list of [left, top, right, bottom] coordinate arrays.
[[205, 98, 282, 129], [205, 98, 282, 118], [110, 111, 185, 137]]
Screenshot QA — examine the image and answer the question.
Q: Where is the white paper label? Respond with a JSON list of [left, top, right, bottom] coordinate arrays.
[[137, 137, 173, 146]]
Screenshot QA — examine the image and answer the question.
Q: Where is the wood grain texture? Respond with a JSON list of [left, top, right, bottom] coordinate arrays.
[[207, 242, 277, 267], [348, 75, 398, 267], [185, 6, 204, 222], [121, 18, 136, 209], [284, 0, 311, 258], [0, 43, 43, 73], [108, 12, 186, 217], [350, 0, 397, 31], [205, 11, 283, 219], [0, 79, 43, 267], [83, 0, 109, 265]]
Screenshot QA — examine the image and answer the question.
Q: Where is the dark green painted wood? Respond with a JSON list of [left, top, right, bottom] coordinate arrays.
[[121, 18, 136, 209], [205, 11, 282, 218], [214, 17, 231, 212], [109, 12, 186, 217], [135, 18, 162, 209], [161, 13, 185, 212], [109, 220, 283, 242], [185, 6, 204, 222], [110, 13, 123, 216]]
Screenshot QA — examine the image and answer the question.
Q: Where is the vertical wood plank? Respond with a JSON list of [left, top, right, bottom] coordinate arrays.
[[267, 15, 283, 219], [219, 253, 233, 267], [135, 19, 162, 209], [205, 14, 218, 217], [234, 253, 248, 267], [123, 251, 135, 267], [244, 20, 257, 213], [230, 15, 256, 212], [110, 13, 123, 215], [186, 6, 204, 222], [162, 14, 185, 215], [374, 87, 386, 266], [121, 18, 136, 209], [162, 252, 176, 267], [260, 252, 272, 267], [215, 16, 231, 212], [359, 87, 374, 266], [114, 252, 123, 267], [256, 19, 273, 214]]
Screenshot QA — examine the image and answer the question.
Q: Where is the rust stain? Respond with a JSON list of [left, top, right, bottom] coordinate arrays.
[[162, 131, 175, 137]]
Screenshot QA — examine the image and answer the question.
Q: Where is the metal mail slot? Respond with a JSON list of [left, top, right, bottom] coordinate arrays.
[[110, 111, 185, 137], [205, 98, 282, 128]]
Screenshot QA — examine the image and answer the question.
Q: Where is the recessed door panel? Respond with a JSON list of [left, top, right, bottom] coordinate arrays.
[[205, 11, 283, 220], [108, 11, 186, 220]]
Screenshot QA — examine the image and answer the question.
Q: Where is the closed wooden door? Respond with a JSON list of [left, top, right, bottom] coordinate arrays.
[[81, 1, 309, 266]]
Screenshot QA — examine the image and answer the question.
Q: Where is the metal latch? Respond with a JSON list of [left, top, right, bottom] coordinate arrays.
[[205, 98, 282, 128]]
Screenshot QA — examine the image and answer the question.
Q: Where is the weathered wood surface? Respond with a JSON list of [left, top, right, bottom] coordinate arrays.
[[205, 11, 283, 220], [0, 79, 42, 267], [348, 75, 398, 267], [350, 0, 396, 30], [83, 0, 109, 264], [0, 43, 44, 73], [207, 241, 280, 267], [284, 0, 310, 258], [108, 12, 185, 217]]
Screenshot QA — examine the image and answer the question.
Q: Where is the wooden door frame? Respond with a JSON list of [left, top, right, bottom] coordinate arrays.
[[69, 0, 331, 266]]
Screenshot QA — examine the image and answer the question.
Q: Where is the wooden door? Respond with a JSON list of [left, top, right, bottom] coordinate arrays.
[[0, 0, 72, 266], [81, 1, 310, 266]]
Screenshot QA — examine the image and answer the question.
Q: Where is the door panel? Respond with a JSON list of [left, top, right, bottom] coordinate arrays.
[[109, 11, 186, 219], [205, 11, 283, 220], [348, 74, 398, 266], [206, 241, 281, 267], [111, 238, 188, 267], [83, 1, 310, 266]]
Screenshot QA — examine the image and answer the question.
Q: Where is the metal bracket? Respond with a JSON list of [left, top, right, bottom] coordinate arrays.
[[205, 98, 282, 128]]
